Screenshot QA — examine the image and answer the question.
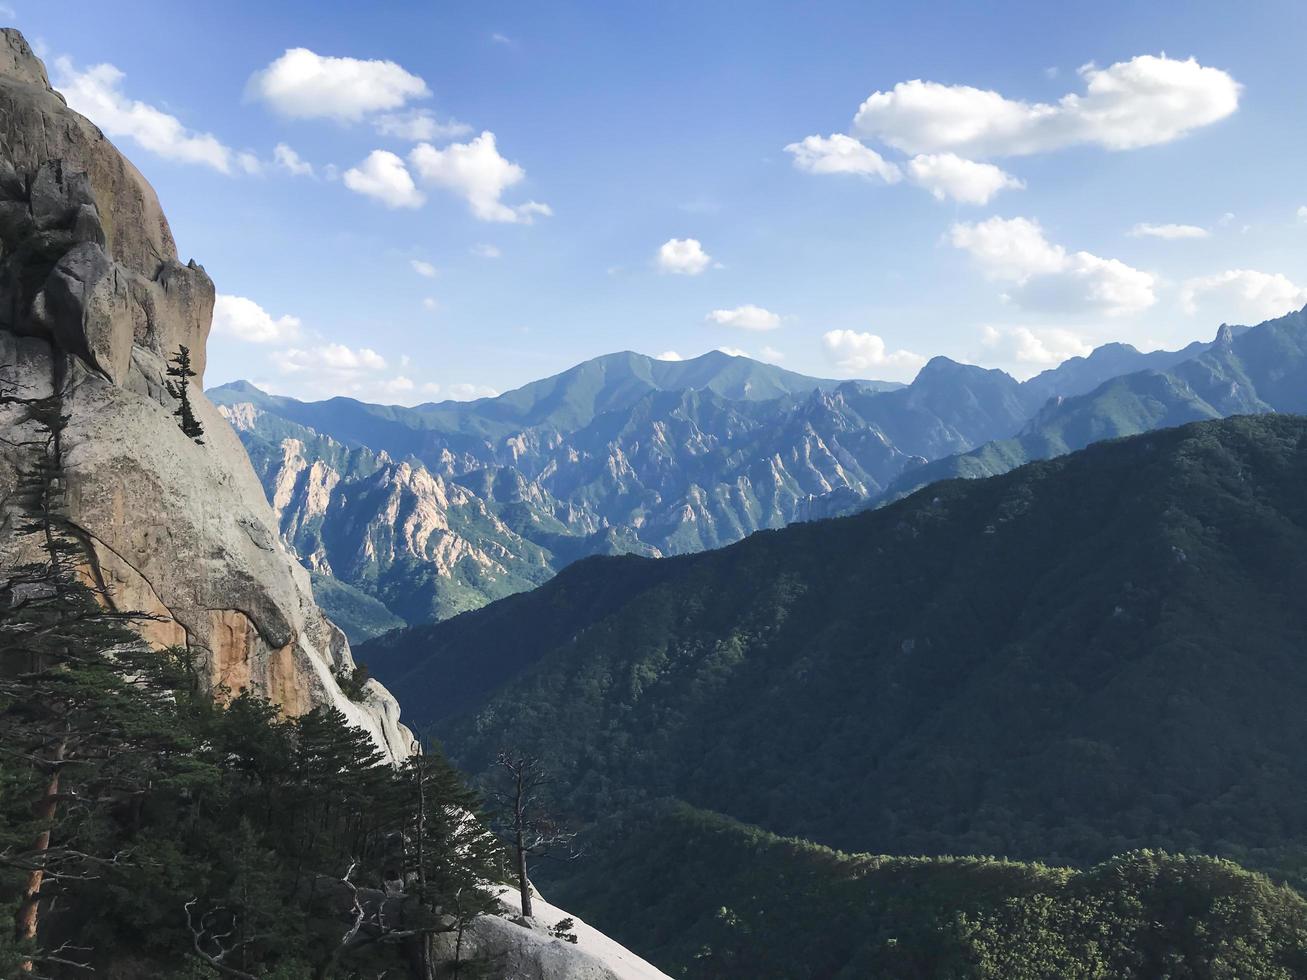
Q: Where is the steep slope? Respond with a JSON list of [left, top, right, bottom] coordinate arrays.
[[883, 311, 1306, 503], [0, 30, 415, 754], [364, 415, 1307, 879], [221, 404, 553, 637]]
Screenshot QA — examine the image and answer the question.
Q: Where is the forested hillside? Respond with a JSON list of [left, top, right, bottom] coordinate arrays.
[[547, 802, 1307, 979], [365, 414, 1307, 897]]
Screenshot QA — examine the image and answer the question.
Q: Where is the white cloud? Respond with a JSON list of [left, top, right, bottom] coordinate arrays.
[[822, 330, 926, 379], [236, 152, 263, 175], [949, 216, 1155, 316], [273, 343, 387, 381], [343, 150, 425, 209], [408, 132, 549, 222], [715, 346, 749, 358], [706, 305, 782, 331], [1180, 269, 1307, 324], [410, 259, 438, 278], [273, 143, 314, 177], [471, 243, 502, 258], [654, 350, 684, 361], [657, 238, 713, 275], [784, 133, 901, 182], [980, 325, 1093, 376], [853, 54, 1239, 157], [907, 153, 1023, 204], [491, 33, 515, 46], [374, 109, 471, 142], [1129, 222, 1209, 239], [1297, 206, 1307, 223], [212, 295, 302, 344], [422, 297, 439, 311], [758, 346, 785, 363], [247, 48, 429, 123], [446, 383, 499, 400], [54, 58, 239, 173]]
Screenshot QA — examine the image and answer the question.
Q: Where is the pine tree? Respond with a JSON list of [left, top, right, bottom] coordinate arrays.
[[165, 345, 204, 444], [0, 391, 181, 972]]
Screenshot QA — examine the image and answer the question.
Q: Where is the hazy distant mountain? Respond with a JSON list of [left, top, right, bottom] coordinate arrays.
[[211, 336, 1232, 636], [882, 309, 1305, 503]]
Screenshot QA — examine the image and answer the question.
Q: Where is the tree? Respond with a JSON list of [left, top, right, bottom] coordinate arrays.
[[0, 391, 174, 972], [488, 752, 579, 920], [165, 345, 204, 443]]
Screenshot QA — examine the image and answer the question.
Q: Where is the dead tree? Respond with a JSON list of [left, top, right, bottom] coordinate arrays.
[[488, 752, 579, 920]]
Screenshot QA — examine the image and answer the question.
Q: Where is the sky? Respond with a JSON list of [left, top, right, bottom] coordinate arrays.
[[12, 0, 1307, 402]]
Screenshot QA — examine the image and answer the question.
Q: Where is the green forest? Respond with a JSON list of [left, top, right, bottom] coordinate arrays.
[[0, 397, 505, 978], [364, 414, 1307, 974]]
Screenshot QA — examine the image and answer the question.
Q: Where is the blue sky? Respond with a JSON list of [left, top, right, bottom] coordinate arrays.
[[14, 0, 1307, 401]]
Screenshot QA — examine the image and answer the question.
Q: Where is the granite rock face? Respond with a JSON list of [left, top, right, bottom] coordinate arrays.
[[0, 28, 413, 760]]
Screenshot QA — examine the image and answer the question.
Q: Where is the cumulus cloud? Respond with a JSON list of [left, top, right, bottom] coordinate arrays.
[[410, 259, 438, 278], [1180, 269, 1307, 324], [273, 143, 314, 177], [446, 383, 499, 400], [1129, 222, 1208, 239], [343, 150, 425, 208], [212, 295, 302, 343], [247, 48, 429, 122], [949, 216, 1156, 316], [657, 238, 713, 275], [715, 346, 749, 358], [273, 343, 387, 376], [706, 305, 782, 331], [784, 133, 901, 182], [758, 346, 785, 363], [907, 153, 1024, 204], [1297, 206, 1307, 223], [374, 109, 471, 142], [54, 58, 242, 173], [853, 54, 1239, 157], [654, 350, 684, 361], [471, 243, 502, 258], [822, 330, 926, 379], [408, 132, 549, 222], [980, 325, 1093, 376]]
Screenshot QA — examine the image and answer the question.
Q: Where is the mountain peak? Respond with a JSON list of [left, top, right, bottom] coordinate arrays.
[[0, 28, 51, 90]]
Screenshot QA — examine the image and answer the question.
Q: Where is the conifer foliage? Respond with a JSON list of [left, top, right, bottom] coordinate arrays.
[[165, 345, 205, 444], [0, 386, 507, 977]]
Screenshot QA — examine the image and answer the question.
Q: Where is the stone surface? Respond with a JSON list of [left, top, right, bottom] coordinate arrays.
[[433, 887, 670, 980], [0, 32, 413, 760]]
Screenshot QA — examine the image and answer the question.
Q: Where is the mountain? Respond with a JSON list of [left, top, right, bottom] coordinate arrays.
[[215, 338, 1220, 636], [880, 311, 1306, 504], [362, 414, 1307, 965], [0, 30, 664, 979]]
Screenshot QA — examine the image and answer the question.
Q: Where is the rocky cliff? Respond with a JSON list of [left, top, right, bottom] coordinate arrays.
[[0, 28, 413, 759]]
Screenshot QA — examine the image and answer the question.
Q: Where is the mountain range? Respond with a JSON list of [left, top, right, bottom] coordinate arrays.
[[360, 413, 1307, 975], [208, 318, 1275, 640]]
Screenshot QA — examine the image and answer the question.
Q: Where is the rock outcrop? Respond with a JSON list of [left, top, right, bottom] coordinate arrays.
[[0, 28, 413, 759]]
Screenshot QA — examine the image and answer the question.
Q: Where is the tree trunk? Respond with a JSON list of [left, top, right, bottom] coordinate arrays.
[[14, 738, 66, 968], [516, 836, 532, 920]]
